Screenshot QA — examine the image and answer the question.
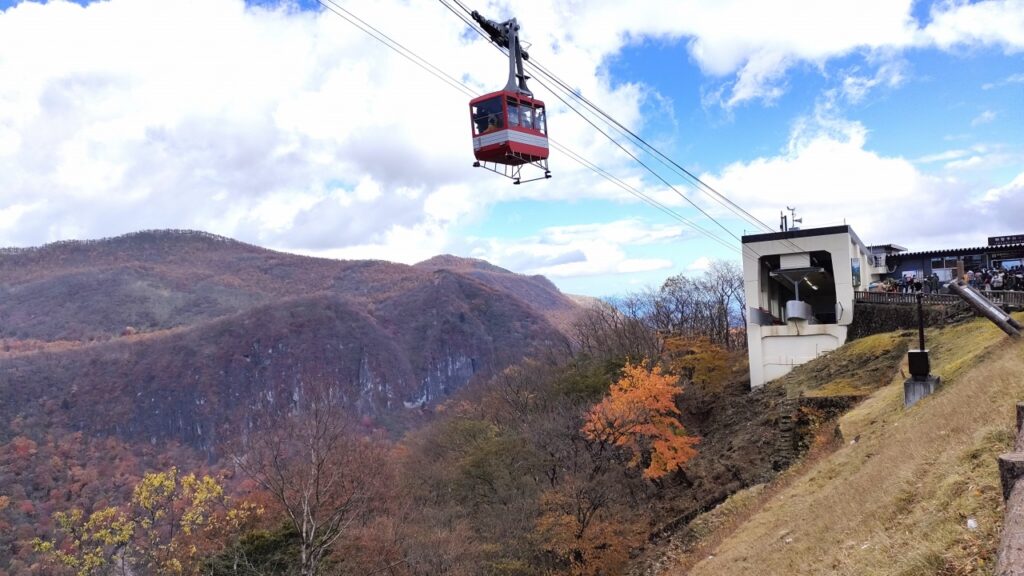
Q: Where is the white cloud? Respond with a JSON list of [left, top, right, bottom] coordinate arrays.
[[972, 109, 997, 126], [982, 72, 1024, 89], [945, 155, 985, 170], [915, 144, 1019, 172], [915, 149, 969, 163], [0, 0, 660, 254], [698, 105, 975, 248], [840, 60, 907, 103], [535, 0, 1022, 110], [923, 0, 1024, 53], [1, 0, 1021, 273], [687, 256, 712, 272], [976, 171, 1024, 233], [466, 218, 682, 278]]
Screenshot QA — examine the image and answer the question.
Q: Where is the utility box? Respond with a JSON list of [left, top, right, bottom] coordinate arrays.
[[785, 300, 812, 321], [905, 350, 941, 408], [908, 350, 931, 379]]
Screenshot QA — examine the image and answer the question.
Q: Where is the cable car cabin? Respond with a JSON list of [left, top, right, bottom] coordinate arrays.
[[470, 91, 548, 166]]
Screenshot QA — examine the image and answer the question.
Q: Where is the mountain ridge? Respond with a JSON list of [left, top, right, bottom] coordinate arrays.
[[0, 229, 580, 452]]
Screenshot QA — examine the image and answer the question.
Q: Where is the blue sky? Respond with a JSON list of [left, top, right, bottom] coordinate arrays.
[[0, 0, 1022, 296]]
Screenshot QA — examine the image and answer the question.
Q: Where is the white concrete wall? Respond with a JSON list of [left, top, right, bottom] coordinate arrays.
[[758, 326, 845, 383]]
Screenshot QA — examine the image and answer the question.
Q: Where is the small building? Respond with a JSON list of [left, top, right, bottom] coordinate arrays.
[[872, 236, 1024, 282], [742, 225, 881, 388]]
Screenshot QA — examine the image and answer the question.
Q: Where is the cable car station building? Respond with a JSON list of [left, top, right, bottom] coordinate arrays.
[[742, 225, 880, 388], [869, 235, 1024, 282], [742, 226, 1024, 388]]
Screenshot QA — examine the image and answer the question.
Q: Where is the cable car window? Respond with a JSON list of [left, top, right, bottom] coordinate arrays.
[[535, 107, 546, 134], [473, 97, 504, 135], [507, 99, 520, 127], [522, 106, 535, 130]]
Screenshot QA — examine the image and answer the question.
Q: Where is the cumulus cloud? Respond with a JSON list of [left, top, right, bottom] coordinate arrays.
[[591, 0, 1023, 109], [465, 218, 685, 278], [698, 104, 978, 249], [977, 172, 1024, 232], [1, 0, 1021, 279], [922, 0, 1024, 53], [0, 0, 658, 255]]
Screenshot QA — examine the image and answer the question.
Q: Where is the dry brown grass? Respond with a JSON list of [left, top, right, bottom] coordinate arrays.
[[671, 314, 1024, 576], [777, 331, 912, 399], [651, 424, 846, 575]]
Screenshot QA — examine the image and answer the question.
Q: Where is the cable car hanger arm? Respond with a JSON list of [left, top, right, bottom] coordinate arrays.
[[471, 10, 532, 97]]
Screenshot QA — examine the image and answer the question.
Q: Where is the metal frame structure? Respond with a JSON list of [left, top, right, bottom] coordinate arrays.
[[473, 155, 551, 185]]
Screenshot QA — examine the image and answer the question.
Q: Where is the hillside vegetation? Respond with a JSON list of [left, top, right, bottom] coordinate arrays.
[[2, 246, 759, 576], [658, 314, 1024, 576], [0, 231, 577, 446]]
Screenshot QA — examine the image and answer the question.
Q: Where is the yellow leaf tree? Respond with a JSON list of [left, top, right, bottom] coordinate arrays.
[[34, 468, 261, 576], [582, 360, 699, 479]]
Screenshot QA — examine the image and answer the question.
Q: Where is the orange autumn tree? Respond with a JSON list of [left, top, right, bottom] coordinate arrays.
[[582, 360, 699, 479], [665, 335, 730, 392]]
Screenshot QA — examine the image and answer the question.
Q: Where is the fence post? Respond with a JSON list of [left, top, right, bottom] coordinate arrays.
[[996, 403, 1024, 575]]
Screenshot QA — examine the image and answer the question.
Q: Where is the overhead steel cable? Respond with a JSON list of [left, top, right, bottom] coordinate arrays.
[[310, 0, 752, 255], [549, 139, 743, 253], [438, 1, 769, 231], [526, 58, 777, 234], [531, 72, 771, 260], [439, 0, 815, 258], [525, 58, 808, 254], [437, 0, 775, 260], [315, 0, 476, 98]]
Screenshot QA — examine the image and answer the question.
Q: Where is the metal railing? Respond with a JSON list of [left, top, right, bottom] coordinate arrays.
[[855, 290, 1024, 308], [854, 291, 961, 305]]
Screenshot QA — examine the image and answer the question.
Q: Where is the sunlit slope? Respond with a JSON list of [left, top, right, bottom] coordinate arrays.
[[683, 315, 1024, 576]]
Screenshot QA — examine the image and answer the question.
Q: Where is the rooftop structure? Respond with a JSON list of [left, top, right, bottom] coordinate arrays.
[[881, 238, 1024, 283]]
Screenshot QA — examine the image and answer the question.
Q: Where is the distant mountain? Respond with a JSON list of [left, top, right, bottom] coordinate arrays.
[[0, 230, 579, 451], [415, 253, 581, 333]]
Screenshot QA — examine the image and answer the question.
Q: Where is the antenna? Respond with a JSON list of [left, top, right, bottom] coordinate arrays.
[[787, 206, 802, 230]]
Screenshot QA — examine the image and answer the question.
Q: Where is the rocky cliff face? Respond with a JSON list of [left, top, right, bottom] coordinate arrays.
[[0, 231, 577, 452]]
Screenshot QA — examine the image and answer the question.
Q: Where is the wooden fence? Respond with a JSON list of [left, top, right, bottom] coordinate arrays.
[[997, 403, 1024, 575]]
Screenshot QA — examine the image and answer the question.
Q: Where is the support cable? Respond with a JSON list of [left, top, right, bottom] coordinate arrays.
[[313, 0, 762, 257], [440, 0, 811, 257]]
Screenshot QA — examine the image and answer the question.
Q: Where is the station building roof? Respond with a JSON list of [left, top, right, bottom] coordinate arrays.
[[890, 243, 1024, 259]]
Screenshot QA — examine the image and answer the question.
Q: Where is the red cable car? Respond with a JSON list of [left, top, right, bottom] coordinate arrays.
[[469, 11, 551, 184]]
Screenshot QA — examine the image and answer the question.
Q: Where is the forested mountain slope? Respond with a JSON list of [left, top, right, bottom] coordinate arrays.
[[0, 230, 577, 448]]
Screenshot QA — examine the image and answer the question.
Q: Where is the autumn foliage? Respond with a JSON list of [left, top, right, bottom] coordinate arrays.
[[665, 336, 730, 391], [582, 361, 699, 479], [0, 234, 754, 575], [33, 468, 261, 576]]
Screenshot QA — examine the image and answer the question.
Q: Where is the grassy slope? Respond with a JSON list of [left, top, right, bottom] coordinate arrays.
[[675, 315, 1024, 576]]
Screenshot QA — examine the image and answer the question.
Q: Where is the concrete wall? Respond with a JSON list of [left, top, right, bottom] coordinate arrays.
[[756, 327, 844, 383]]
